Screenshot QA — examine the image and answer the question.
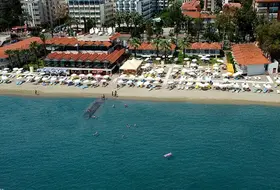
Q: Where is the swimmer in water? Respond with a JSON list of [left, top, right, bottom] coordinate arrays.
[[122, 134, 126, 139], [134, 124, 137, 127], [124, 104, 128, 108], [112, 104, 115, 108], [126, 124, 130, 128], [93, 131, 99, 136]]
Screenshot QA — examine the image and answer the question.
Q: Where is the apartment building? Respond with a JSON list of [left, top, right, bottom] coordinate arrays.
[[204, 0, 217, 12], [21, 0, 66, 26], [253, 0, 280, 20], [115, 0, 154, 19], [68, 0, 114, 28]]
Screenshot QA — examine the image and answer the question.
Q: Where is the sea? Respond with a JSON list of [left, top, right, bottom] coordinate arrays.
[[1, 96, 280, 190]]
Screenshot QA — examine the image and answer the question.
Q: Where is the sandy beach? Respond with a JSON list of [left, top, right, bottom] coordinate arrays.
[[1, 83, 280, 106]]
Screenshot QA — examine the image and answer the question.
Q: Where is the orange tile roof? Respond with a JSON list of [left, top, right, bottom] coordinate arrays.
[[189, 42, 222, 50], [109, 33, 121, 41], [128, 42, 176, 51], [46, 37, 112, 47], [181, 0, 200, 11], [182, 11, 216, 19], [231, 44, 270, 65], [0, 37, 42, 58], [45, 49, 125, 64], [223, 3, 241, 8]]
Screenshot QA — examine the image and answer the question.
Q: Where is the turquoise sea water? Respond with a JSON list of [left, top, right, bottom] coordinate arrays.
[[1, 96, 280, 190]]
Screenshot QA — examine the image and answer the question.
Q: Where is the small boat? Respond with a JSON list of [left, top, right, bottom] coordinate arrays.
[[164, 152, 172, 158]]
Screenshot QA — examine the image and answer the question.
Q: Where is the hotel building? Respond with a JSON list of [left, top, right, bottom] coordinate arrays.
[[68, 0, 114, 28], [253, 0, 280, 20]]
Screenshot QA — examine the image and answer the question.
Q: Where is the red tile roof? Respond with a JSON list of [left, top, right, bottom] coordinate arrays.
[[189, 42, 222, 50], [46, 37, 112, 47], [45, 49, 125, 64], [181, 0, 200, 11], [232, 44, 270, 65], [128, 42, 176, 51], [223, 3, 241, 8], [0, 37, 42, 58], [109, 33, 121, 41], [183, 11, 216, 19]]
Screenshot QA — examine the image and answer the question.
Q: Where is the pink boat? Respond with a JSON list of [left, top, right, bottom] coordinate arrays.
[[164, 152, 172, 158]]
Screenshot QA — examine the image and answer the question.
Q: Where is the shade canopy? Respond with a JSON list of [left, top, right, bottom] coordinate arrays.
[[120, 59, 143, 71]]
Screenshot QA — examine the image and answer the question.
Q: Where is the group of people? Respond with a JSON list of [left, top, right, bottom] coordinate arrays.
[[112, 90, 118, 97]]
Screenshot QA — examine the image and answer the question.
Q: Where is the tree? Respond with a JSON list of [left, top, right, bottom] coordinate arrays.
[[203, 22, 219, 42], [115, 11, 124, 29], [86, 19, 95, 33], [29, 41, 40, 67], [145, 20, 154, 42], [178, 35, 190, 58], [39, 34, 47, 56], [13, 50, 22, 67], [159, 39, 171, 63], [123, 12, 131, 28], [129, 38, 141, 57], [194, 18, 203, 41], [152, 38, 162, 57], [256, 21, 280, 60], [5, 50, 15, 65]]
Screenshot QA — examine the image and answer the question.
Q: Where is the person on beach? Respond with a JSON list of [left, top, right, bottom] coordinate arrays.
[[114, 91, 117, 97], [112, 91, 114, 97]]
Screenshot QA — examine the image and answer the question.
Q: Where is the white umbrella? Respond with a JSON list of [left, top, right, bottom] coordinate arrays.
[[127, 80, 133, 84], [59, 78, 65, 82], [255, 84, 261, 89], [190, 63, 197, 67], [137, 75, 144, 80], [167, 81, 174, 84], [129, 75, 135, 80], [13, 68, 18, 71], [198, 66, 204, 70], [16, 71, 22, 74], [83, 80, 90, 84], [137, 81, 143, 86], [4, 68, 9, 71], [71, 74, 77, 77], [155, 77, 161, 81], [50, 77, 57, 82], [118, 80, 124, 84], [223, 78, 229, 82], [27, 76, 34, 80], [192, 59, 197, 62], [168, 55, 173, 58], [95, 74, 101, 78], [100, 79, 107, 83], [146, 76, 154, 80], [222, 73, 229, 77], [144, 81, 150, 86], [276, 79, 280, 84], [87, 73, 93, 78], [17, 76, 23, 80], [213, 72, 219, 76], [66, 79, 73, 83], [35, 76, 42, 81], [187, 78, 194, 82], [42, 77, 49, 82], [119, 74, 127, 79], [91, 80, 97, 84], [188, 72, 196, 76], [1, 76, 8, 81], [205, 69, 211, 73], [156, 57, 161, 61], [266, 84, 272, 89], [141, 65, 147, 69], [242, 83, 249, 89], [24, 71, 29, 74], [173, 69, 179, 72], [103, 75, 110, 79], [74, 79, 81, 84], [79, 74, 85, 78], [184, 58, 189, 61], [153, 81, 159, 84], [186, 82, 194, 86], [233, 83, 240, 89], [2, 70, 8, 74], [217, 59, 224, 63]]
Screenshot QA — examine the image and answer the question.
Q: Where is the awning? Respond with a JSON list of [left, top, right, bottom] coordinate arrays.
[[120, 59, 143, 71]]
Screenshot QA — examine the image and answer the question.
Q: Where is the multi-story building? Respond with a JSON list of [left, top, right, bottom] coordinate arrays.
[[253, 0, 280, 20], [115, 0, 154, 19], [155, 0, 169, 11], [20, 0, 66, 26], [0, 0, 8, 12], [68, 0, 114, 28], [203, 0, 217, 12]]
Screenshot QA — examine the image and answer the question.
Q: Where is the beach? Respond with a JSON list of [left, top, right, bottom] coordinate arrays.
[[1, 83, 280, 106]]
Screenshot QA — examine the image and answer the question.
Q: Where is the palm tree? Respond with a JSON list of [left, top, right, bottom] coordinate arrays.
[[123, 12, 131, 28], [159, 39, 171, 63], [152, 38, 162, 57], [115, 11, 123, 29], [13, 50, 22, 67], [29, 41, 40, 66], [194, 18, 203, 42], [129, 37, 141, 57], [178, 35, 190, 58], [39, 34, 47, 56], [145, 20, 153, 42], [5, 50, 15, 65]]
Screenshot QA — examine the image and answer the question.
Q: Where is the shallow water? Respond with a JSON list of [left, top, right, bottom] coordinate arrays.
[[1, 96, 280, 189]]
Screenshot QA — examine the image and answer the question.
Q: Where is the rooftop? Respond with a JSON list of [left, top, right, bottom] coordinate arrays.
[[183, 11, 216, 19], [128, 42, 176, 51], [181, 0, 200, 11], [45, 49, 125, 63], [46, 37, 112, 47], [188, 42, 222, 50], [231, 44, 270, 65], [0, 37, 42, 58]]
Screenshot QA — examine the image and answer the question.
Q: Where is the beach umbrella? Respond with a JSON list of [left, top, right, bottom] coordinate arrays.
[[4, 68, 9, 71], [27, 76, 34, 80], [188, 72, 196, 76], [223, 78, 229, 82], [144, 81, 150, 86], [137, 75, 144, 80], [2, 70, 8, 74], [13, 68, 18, 71], [87, 73, 93, 78], [42, 77, 49, 82], [146, 76, 154, 80], [17, 76, 23, 81], [187, 78, 194, 82], [16, 71, 22, 74], [212, 83, 220, 87], [174, 58, 178, 62], [173, 69, 179, 72], [1, 76, 8, 81], [168, 55, 173, 58], [184, 58, 189, 61], [205, 69, 211, 73], [103, 75, 110, 79], [24, 71, 29, 74], [95, 74, 101, 78], [100, 79, 107, 83], [83, 80, 90, 84], [266, 84, 272, 89], [137, 81, 143, 86], [156, 57, 161, 61], [127, 80, 133, 84], [153, 81, 159, 84], [255, 84, 261, 89], [190, 63, 197, 67], [213, 72, 219, 76], [141, 65, 147, 69], [222, 73, 229, 77], [59, 78, 65, 82], [118, 80, 124, 84], [66, 79, 73, 83], [155, 77, 161, 81], [50, 77, 57, 82], [198, 66, 204, 70], [18, 68, 23, 71], [74, 79, 81, 84], [129, 75, 135, 80], [217, 59, 224, 63], [119, 74, 127, 79], [167, 81, 174, 84], [91, 80, 97, 84], [233, 83, 240, 89], [79, 74, 85, 78], [276, 79, 280, 84], [71, 74, 77, 77], [192, 59, 197, 62]]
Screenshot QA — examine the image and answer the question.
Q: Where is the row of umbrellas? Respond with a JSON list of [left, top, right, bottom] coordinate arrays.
[[70, 73, 110, 79]]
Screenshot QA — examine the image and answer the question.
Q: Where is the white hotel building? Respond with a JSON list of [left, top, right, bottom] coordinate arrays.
[[68, 0, 114, 27]]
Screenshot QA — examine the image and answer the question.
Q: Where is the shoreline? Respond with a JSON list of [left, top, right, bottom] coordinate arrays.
[[1, 84, 280, 106]]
